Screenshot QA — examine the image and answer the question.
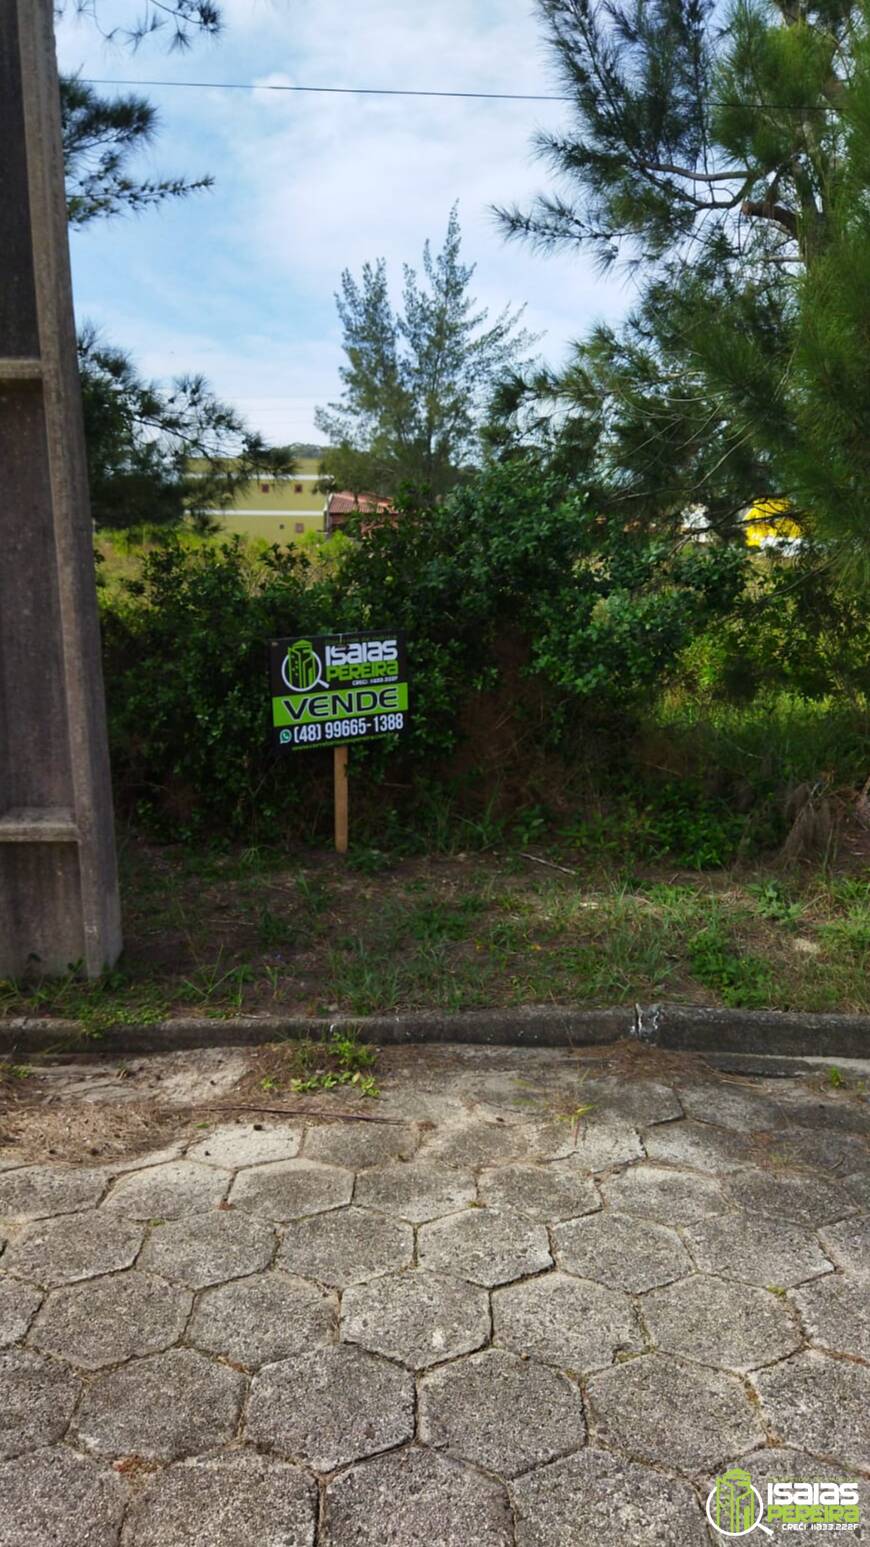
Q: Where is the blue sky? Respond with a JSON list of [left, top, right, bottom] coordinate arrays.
[[56, 0, 630, 446]]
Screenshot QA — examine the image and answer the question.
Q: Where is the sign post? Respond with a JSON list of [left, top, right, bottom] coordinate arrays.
[[333, 745, 349, 854], [269, 631, 410, 854]]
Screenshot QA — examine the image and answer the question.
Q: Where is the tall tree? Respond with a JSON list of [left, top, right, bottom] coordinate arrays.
[[494, 0, 870, 567], [79, 329, 294, 531], [62, 77, 212, 225], [316, 207, 535, 500], [59, 0, 295, 528], [57, 1, 222, 49]]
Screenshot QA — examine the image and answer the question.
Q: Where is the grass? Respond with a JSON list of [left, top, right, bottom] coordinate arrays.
[[1, 839, 870, 1025], [259, 1028, 380, 1097]]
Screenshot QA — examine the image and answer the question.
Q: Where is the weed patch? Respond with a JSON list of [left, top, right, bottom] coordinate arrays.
[[688, 925, 773, 1008]]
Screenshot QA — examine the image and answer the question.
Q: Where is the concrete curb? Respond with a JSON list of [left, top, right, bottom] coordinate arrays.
[[0, 1003, 867, 1060]]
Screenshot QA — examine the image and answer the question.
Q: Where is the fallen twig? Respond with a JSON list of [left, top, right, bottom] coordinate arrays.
[[520, 852, 578, 877], [183, 1102, 400, 1124]]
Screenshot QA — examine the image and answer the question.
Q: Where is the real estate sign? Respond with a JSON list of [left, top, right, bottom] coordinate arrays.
[[269, 632, 409, 751]]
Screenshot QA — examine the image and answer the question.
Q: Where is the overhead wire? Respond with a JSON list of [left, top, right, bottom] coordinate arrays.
[[80, 75, 835, 112]]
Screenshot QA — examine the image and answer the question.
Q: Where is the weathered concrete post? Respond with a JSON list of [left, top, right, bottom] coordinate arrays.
[[0, 0, 122, 976]]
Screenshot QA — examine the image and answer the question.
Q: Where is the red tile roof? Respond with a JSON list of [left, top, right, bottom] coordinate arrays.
[[326, 492, 392, 516]]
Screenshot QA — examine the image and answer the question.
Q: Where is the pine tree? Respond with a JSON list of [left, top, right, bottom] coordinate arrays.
[[494, 0, 870, 565], [316, 207, 535, 499], [61, 1, 293, 529], [62, 78, 212, 225]]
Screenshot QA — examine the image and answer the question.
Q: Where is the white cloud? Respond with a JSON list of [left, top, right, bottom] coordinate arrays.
[[57, 0, 630, 444]]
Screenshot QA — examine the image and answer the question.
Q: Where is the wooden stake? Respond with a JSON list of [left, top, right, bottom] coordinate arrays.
[[334, 744, 349, 853]]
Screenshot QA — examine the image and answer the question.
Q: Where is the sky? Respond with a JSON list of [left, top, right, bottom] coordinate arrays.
[[56, 0, 631, 447]]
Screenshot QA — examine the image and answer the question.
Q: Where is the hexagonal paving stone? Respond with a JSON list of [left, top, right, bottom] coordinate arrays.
[[493, 1270, 641, 1374], [773, 1128, 869, 1176], [784, 1094, 869, 1136], [247, 1345, 414, 1471], [642, 1119, 756, 1174], [229, 1158, 352, 1221], [524, 1118, 583, 1161], [72, 1346, 245, 1460], [792, 1273, 870, 1360], [0, 1446, 127, 1547], [727, 1170, 856, 1228], [601, 1163, 726, 1226], [584, 1077, 683, 1127], [553, 1211, 691, 1293], [353, 1160, 475, 1223], [323, 1448, 513, 1546], [103, 1159, 231, 1219], [511, 1447, 711, 1546], [419, 1348, 585, 1478], [479, 1161, 599, 1223], [342, 1269, 489, 1370], [643, 1274, 801, 1372], [846, 1172, 870, 1210], [587, 1352, 764, 1474], [418, 1207, 552, 1287], [304, 1120, 418, 1169], [278, 1205, 413, 1287], [121, 1450, 316, 1547], [819, 1213, 870, 1275], [189, 1270, 337, 1368], [28, 1269, 191, 1369], [754, 1350, 870, 1471], [0, 1164, 106, 1221], [0, 1348, 79, 1458], [421, 1119, 514, 1169], [138, 1209, 275, 1289], [684, 1212, 834, 1288], [0, 1277, 42, 1345], [185, 1122, 302, 1169], [678, 1082, 783, 1132], [571, 1116, 644, 1172], [2, 1210, 145, 1287]]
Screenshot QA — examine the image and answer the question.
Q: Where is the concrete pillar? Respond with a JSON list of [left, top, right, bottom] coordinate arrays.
[[0, 0, 122, 977]]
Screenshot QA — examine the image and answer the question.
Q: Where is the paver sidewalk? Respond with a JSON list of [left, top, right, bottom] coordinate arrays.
[[0, 1045, 867, 1544]]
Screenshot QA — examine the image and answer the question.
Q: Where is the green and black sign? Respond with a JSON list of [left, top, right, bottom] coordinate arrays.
[[269, 631, 410, 751]]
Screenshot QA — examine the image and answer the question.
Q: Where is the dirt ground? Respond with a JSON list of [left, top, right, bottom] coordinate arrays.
[[0, 1037, 863, 1169]]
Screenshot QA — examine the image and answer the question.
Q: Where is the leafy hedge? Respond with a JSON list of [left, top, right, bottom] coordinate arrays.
[[100, 462, 750, 837]]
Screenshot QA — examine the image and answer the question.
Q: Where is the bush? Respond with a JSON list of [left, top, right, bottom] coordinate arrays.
[[100, 538, 336, 836], [100, 465, 748, 838]]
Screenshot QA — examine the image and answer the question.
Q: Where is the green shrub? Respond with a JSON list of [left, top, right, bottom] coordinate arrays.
[[100, 537, 334, 836], [100, 464, 745, 838]]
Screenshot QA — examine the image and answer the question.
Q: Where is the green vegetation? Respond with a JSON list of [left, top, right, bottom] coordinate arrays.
[[257, 1029, 380, 1098], [497, 0, 870, 570], [316, 207, 533, 499], [2, 847, 869, 1022]]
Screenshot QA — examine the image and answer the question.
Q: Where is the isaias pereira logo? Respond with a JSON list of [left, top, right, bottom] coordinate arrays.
[[282, 640, 326, 693], [707, 1465, 861, 1537], [707, 1468, 771, 1537]]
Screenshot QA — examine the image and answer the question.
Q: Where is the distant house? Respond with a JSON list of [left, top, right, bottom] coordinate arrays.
[[325, 491, 395, 537], [743, 498, 802, 550], [191, 453, 327, 543]]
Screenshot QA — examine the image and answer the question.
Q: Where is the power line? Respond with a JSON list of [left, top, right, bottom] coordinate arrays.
[[81, 76, 572, 103], [80, 74, 835, 112]]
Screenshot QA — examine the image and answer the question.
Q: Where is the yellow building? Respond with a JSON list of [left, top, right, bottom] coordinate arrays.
[[197, 455, 327, 543], [744, 498, 802, 548]]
